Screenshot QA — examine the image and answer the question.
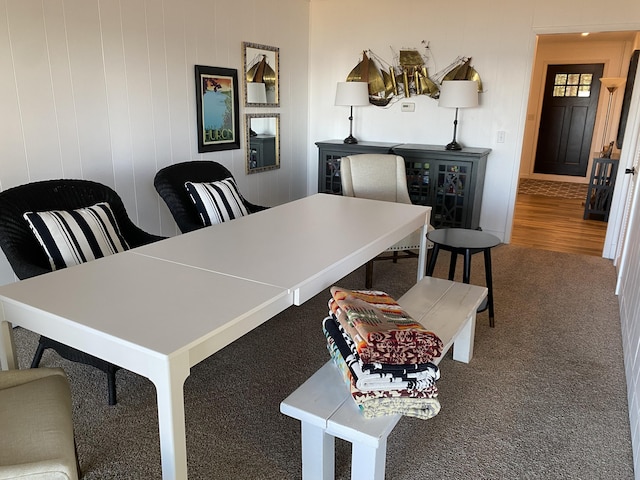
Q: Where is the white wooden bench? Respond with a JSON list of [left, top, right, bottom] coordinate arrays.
[[280, 276, 488, 480]]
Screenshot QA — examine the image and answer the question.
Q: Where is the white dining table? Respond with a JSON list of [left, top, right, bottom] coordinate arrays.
[[134, 193, 431, 304], [0, 193, 431, 479]]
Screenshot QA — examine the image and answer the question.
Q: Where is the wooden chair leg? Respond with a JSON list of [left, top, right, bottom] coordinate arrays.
[[425, 248, 433, 277], [365, 260, 374, 289], [30, 339, 46, 368], [107, 367, 118, 406]]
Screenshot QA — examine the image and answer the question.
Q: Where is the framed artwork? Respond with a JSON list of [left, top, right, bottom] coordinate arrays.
[[195, 65, 240, 153]]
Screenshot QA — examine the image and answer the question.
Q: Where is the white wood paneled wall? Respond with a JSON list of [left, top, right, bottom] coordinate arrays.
[[619, 166, 640, 477], [0, 0, 310, 284]]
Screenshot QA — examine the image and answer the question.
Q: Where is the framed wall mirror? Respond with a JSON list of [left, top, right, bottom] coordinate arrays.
[[242, 42, 279, 107], [246, 113, 280, 174]]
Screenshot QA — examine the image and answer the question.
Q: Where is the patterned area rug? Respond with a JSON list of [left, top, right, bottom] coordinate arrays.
[[518, 178, 588, 199]]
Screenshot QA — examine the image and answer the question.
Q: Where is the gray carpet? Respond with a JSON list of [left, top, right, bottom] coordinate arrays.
[[12, 244, 634, 479]]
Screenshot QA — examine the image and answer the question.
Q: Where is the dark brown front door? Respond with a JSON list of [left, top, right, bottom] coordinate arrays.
[[534, 63, 603, 176]]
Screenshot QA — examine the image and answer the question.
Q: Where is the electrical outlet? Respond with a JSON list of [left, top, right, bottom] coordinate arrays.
[[401, 102, 415, 112]]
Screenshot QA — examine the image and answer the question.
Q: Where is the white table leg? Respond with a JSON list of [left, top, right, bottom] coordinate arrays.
[[452, 313, 476, 363], [416, 223, 429, 284], [301, 422, 335, 480], [0, 318, 17, 370], [152, 354, 190, 480], [350, 437, 387, 480]]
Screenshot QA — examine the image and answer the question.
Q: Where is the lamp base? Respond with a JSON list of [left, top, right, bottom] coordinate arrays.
[[343, 135, 358, 144], [445, 140, 462, 150], [601, 141, 614, 158]]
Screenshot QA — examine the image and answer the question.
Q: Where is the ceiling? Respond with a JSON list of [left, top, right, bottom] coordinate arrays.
[[538, 31, 639, 44]]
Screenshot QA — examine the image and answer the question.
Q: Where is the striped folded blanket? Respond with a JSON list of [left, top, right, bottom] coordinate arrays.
[[329, 286, 443, 365], [333, 313, 440, 376], [322, 316, 440, 392], [324, 324, 441, 420]]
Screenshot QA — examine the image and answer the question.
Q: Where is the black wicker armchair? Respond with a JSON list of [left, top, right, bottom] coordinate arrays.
[[154, 161, 268, 233], [0, 179, 165, 405]]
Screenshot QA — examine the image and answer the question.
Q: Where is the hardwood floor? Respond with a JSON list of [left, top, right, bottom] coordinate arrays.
[[510, 192, 608, 257]]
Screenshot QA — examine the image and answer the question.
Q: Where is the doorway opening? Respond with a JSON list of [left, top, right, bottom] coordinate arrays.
[[512, 31, 639, 257]]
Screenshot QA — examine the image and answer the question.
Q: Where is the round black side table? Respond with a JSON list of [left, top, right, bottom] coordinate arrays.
[[426, 228, 501, 327]]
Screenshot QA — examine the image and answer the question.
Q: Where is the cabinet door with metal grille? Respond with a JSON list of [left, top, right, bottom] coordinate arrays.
[[406, 160, 432, 206], [434, 161, 472, 228]]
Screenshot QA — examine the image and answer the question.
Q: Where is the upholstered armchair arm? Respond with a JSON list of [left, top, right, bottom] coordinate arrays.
[[0, 461, 75, 480], [0, 367, 67, 389], [0, 367, 78, 480]]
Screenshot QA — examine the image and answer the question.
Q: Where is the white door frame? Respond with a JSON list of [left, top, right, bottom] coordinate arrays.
[[605, 57, 640, 262]]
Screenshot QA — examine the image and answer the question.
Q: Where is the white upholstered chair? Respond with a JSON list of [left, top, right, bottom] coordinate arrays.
[[0, 368, 79, 480], [340, 153, 434, 288]]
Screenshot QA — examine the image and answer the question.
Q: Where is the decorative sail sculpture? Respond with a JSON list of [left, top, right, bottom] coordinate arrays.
[[246, 54, 277, 102], [442, 57, 483, 93], [343, 48, 483, 106], [347, 51, 395, 106], [397, 49, 439, 98]]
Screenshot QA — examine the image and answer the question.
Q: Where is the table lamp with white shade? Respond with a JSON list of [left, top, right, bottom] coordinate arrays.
[[334, 81, 370, 144], [438, 80, 479, 150], [246, 82, 267, 104]]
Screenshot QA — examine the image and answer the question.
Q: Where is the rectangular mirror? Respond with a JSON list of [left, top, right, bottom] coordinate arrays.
[[246, 113, 280, 174], [243, 42, 279, 107]]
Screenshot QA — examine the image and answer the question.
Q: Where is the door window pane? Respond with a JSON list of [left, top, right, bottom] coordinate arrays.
[[553, 72, 593, 97], [567, 74, 580, 85]]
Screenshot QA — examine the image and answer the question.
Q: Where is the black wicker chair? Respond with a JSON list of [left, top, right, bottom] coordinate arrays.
[[154, 161, 268, 233], [0, 179, 165, 405]]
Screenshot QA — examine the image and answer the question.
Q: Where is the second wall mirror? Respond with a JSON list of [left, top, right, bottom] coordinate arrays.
[[246, 113, 279, 174], [243, 42, 279, 107]]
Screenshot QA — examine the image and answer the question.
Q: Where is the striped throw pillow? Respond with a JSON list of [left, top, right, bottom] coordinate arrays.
[[24, 202, 129, 271], [185, 178, 249, 226]]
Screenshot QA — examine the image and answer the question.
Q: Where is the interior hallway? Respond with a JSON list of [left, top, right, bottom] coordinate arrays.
[[510, 181, 608, 257]]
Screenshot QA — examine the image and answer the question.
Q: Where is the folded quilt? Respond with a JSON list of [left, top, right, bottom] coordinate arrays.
[[351, 383, 438, 401], [333, 312, 440, 377], [323, 316, 440, 391], [363, 360, 439, 376], [329, 286, 443, 365], [326, 338, 439, 399], [324, 326, 440, 420], [356, 396, 441, 420]]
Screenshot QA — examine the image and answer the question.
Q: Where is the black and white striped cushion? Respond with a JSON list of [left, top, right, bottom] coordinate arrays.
[[185, 178, 249, 226], [23, 202, 129, 271]]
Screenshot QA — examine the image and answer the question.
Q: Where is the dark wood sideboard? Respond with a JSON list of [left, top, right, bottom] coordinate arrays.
[[249, 135, 276, 169], [316, 140, 491, 229]]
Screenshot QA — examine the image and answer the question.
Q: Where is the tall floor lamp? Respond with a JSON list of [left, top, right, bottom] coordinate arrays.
[[599, 77, 626, 157], [335, 81, 370, 144], [438, 80, 479, 150]]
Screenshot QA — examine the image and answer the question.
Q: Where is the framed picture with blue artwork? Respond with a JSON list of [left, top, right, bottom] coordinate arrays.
[[195, 65, 240, 152]]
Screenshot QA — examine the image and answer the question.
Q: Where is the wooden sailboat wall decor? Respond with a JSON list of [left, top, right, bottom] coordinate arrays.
[[344, 46, 483, 107]]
